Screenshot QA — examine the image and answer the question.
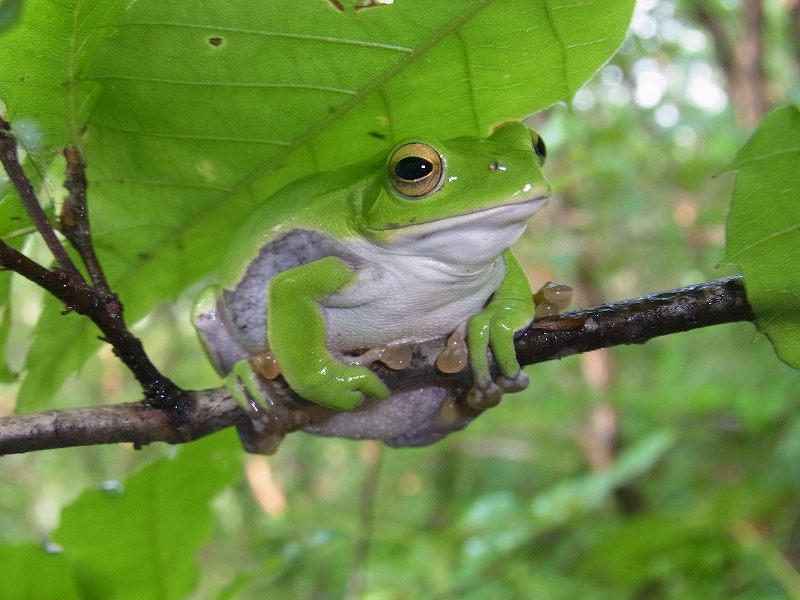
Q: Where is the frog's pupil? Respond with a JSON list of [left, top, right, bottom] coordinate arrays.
[[534, 136, 547, 161], [395, 156, 432, 181]]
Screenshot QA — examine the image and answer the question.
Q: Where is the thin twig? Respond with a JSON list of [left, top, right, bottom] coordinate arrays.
[[0, 116, 83, 281], [0, 238, 95, 310], [61, 146, 113, 299], [0, 276, 756, 455]]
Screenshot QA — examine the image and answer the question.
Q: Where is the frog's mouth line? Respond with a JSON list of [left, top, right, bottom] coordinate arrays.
[[381, 195, 550, 234]]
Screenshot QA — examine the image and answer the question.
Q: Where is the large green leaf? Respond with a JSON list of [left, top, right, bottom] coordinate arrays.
[[723, 104, 800, 370], [1, 0, 634, 406], [51, 429, 242, 600], [83, 0, 634, 311]]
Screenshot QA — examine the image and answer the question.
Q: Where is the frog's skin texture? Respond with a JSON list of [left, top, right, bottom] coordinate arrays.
[[193, 122, 551, 450]]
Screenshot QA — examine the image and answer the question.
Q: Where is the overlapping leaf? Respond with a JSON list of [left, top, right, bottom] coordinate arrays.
[[724, 104, 800, 370]]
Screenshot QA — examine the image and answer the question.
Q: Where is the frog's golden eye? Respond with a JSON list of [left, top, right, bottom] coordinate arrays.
[[388, 142, 445, 198], [530, 130, 547, 164]]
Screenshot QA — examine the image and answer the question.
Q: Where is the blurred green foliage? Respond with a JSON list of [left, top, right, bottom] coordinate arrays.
[[1, 0, 800, 599]]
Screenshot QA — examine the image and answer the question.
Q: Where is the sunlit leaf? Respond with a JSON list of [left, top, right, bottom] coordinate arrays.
[[723, 104, 800, 370], [82, 0, 634, 315], [52, 429, 242, 600]]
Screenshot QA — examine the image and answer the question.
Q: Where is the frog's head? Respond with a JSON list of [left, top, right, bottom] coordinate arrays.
[[359, 122, 550, 257]]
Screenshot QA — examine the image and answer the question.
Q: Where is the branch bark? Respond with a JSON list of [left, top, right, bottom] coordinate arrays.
[[0, 276, 755, 456]]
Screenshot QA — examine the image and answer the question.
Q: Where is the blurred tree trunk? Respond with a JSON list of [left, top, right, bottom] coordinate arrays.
[[692, 0, 768, 128], [789, 0, 800, 69]]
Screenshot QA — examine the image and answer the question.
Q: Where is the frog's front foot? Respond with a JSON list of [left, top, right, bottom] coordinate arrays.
[[462, 282, 573, 410], [227, 358, 309, 454]]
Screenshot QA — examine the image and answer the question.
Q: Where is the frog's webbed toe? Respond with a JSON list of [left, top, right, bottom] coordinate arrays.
[[236, 392, 309, 455], [496, 369, 530, 393], [227, 356, 309, 454], [435, 322, 469, 374], [465, 378, 503, 410]]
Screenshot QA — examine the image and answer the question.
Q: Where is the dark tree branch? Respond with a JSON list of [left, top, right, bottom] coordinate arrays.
[[0, 118, 187, 412], [0, 276, 755, 456]]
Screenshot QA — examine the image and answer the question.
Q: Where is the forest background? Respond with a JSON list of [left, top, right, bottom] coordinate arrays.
[[1, 0, 800, 598]]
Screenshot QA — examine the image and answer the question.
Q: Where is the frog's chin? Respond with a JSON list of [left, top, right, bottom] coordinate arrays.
[[372, 196, 549, 265]]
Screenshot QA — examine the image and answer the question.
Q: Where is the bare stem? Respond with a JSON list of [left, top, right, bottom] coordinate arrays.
[[0, 276, 756, 455]]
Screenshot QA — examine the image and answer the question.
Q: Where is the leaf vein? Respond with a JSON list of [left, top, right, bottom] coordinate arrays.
[[725, 223, 800, 264], [92, 178, 233, 192], [92, 122, 292, 146], [90, 75, 358, 95], [117, 21, 415, 53], [542, 0, 570, 96]]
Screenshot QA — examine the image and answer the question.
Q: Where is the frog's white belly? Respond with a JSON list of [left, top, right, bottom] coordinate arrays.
[[322, 247, 505, 352], [222, 228, 506, 355], [222, 200, 537, 358]]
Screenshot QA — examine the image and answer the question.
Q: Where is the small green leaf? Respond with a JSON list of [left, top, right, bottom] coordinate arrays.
[[530, 430, 675, 526], [0, 542, 82, 600], [723, 104, 800, 370], [16, 297, 103, 412], [0, 192, 34, 238], [52, 429, 242, 600]]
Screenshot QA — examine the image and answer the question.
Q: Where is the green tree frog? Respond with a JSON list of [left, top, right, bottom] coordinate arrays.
[[193, 121, 551, 452]]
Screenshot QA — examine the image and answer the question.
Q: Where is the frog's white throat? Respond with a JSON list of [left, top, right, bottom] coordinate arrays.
[[370, 197, 548, 267]]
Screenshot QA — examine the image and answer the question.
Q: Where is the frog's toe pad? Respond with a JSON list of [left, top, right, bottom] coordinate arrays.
[[496, 370, 529, 393], [466, 380, 503, 410], [236, 422, 285, 455], [233, 379, 309, 455]]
